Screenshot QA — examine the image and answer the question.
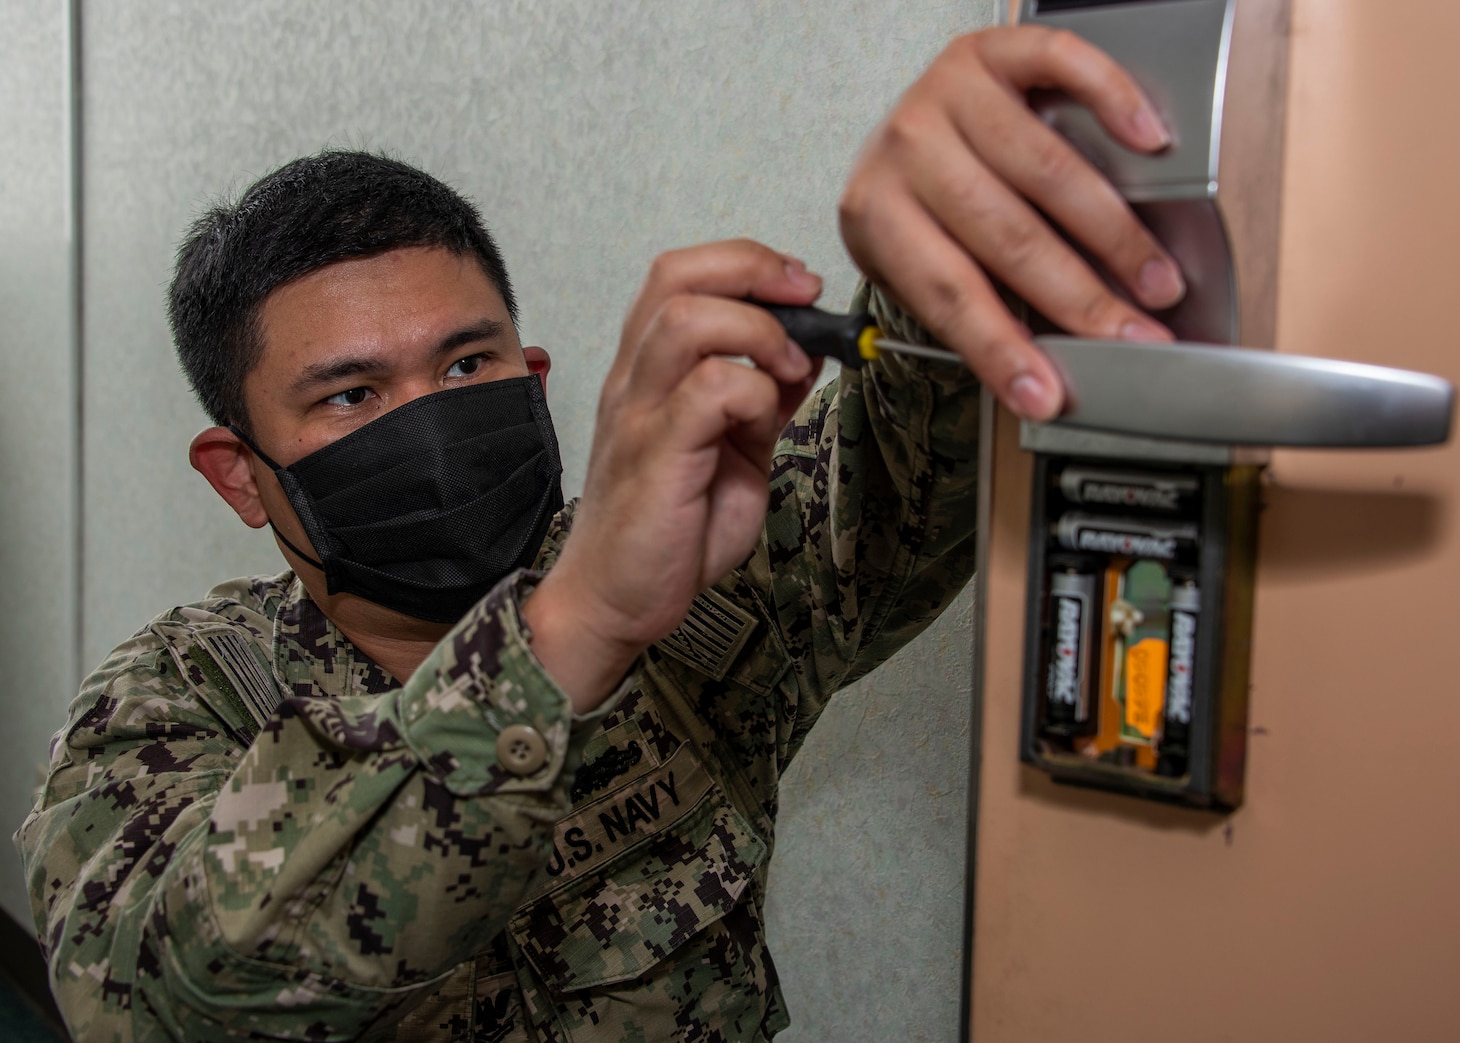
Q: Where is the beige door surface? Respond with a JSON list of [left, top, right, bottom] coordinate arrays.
[[970, 2, 1460, 1040]]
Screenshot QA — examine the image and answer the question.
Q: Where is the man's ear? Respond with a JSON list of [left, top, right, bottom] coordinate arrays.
[[524, 346, 551, 394], [189, 427, 270, 528]]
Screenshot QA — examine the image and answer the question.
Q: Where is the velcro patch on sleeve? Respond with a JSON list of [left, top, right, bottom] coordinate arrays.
[[655, 587, 758, 681], [195, 627, 286, 730]]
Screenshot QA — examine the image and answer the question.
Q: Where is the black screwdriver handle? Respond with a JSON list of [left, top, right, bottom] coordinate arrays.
[[750, 302, 878, 369]]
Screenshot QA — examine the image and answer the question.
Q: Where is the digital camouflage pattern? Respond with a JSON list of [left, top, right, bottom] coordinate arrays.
[[16, 287, 981, 1042]]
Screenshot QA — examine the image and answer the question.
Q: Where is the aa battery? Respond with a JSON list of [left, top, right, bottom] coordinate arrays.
[[1057, 466, 1199, 514], [1158, 580, 1200, 767], [1042, 566, 1100, 737], [1055, 512, 1199, 561]]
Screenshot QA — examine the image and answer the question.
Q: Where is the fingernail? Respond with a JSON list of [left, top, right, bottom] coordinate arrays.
[[1138, 257, 1185, 307], [1009, 374, 1059, 421], [1131, 106, 1171, 150], [786, 337, 810, 370], [1120, 319, 1173, 343], [785, 264, 821, 291]]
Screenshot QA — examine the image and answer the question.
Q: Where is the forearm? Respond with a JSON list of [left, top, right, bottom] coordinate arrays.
[[22, 572, 602, 1040], [757, 284, 981, 713], [135, 754, 553, 1039], [851, 283, 983, 658]]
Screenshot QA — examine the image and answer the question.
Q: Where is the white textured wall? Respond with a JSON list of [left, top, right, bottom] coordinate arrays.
[[0, 1, 76, 928], [1, 2, 994, 1038]]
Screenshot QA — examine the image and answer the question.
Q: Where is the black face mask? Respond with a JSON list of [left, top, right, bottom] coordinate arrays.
[[234, 376, 564, 623]]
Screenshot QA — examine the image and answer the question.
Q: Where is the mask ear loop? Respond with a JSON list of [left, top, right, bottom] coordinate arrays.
[[227, 424, 328, 572]]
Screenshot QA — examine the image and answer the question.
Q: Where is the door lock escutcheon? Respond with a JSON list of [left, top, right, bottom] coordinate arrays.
[[1012, 0, 1452, 809]]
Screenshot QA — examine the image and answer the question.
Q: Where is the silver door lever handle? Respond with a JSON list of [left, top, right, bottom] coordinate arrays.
[[1034, 337, 1455, 448]]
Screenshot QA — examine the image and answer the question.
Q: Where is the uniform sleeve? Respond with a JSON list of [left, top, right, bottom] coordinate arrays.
[[751, 283, 981, 756], [15, 570, 608, 1042]]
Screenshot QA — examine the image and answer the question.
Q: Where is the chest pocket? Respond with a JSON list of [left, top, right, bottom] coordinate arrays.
[[509, 742, 767, 995]]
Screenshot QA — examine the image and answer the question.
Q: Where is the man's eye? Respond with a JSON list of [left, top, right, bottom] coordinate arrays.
[[324, 387, 373, 407], [447, 354, 486, 378]]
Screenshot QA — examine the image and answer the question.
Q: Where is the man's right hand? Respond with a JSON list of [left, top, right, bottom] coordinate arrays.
[[522, 240, 824, 712]]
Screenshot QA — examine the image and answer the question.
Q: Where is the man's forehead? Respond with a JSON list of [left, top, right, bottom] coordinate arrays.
[[236, 246, 522, 423], [264, 246, 508, 316], [255, 247, 515, 357]]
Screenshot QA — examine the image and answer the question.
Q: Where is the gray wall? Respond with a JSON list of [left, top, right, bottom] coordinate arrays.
[[0, 0, 77, 939], [4, 3, 989, 1039]]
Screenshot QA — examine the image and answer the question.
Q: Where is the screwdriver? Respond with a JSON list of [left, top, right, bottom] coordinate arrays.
[[752, 302, 963, 369]]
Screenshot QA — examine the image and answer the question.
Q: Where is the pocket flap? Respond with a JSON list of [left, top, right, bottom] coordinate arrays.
[[511, 746, 767, 992]]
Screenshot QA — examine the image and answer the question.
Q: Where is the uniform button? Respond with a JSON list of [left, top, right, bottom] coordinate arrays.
[[497, 724, 548, 776]]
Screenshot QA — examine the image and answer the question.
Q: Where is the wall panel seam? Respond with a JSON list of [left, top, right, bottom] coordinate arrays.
[[66, 0, 84, 693]]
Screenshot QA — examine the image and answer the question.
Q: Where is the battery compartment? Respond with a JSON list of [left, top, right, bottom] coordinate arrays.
[[1019, 454, 1261, 809]]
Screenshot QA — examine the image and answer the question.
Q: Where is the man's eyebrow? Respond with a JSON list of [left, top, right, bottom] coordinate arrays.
[[435, 318, 509, 357], [290, 356, 391, 396], [289, 319, 511, 396]]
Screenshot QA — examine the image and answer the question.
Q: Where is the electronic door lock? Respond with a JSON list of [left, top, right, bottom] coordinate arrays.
[[1017, 363, 1452, 809], [1013, 0, 1455, 810]]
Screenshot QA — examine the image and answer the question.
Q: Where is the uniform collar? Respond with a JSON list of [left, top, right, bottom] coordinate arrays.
[[270, 575, 396, 700], [268, 499, 577, 700]]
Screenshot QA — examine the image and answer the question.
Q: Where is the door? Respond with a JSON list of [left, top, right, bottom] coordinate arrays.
[[968, 2, 1460, 1039]]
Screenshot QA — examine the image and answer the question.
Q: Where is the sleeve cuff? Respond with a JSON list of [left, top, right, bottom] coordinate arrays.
[[394, 569, 626, 798]]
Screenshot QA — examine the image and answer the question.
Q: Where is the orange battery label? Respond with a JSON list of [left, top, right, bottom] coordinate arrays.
[[1123, 638, 1170, 741]]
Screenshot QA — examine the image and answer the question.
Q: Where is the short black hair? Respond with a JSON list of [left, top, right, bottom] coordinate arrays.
[[168, 149, 518, 435]]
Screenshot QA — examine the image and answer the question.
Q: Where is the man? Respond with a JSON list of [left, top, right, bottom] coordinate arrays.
[[17, 26, 1183, 1042]]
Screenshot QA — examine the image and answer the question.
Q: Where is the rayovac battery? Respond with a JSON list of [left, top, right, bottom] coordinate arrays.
[[1054, 512, 1199, 561], [1043, 566, 1100, 737], [1056, 465, 1199, 514], [1158, 580, 1200, 773]]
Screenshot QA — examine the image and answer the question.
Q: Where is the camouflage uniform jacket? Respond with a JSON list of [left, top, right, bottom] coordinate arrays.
[[17, 293, 980, 1042]]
